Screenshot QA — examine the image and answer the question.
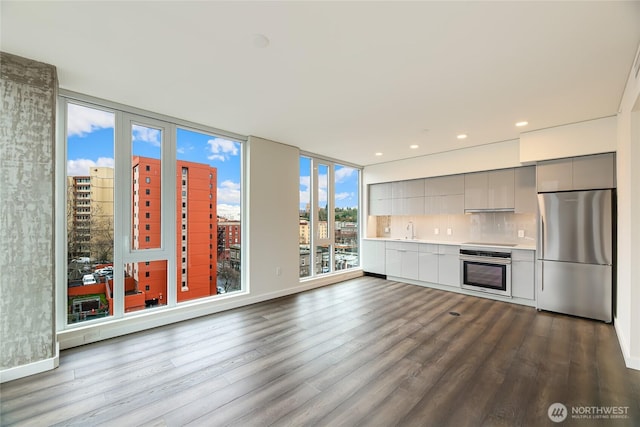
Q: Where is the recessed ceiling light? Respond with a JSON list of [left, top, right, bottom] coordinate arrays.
[[252, 34, 270, 48], [410, 144, 419, 149], [375, 152, 383, 156], [457, 134, 467, 140], [515, 121, 529, 127]]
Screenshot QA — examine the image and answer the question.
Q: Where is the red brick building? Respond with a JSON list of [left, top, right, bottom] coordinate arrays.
[[130, 156, 218, 309]]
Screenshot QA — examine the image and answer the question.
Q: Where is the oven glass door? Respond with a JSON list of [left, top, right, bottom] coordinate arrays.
[[462, 260, 507, 292]]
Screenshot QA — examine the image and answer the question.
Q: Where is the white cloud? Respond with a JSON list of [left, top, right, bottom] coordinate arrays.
[[132, 125, 161, 147], [67, 157, 114, 176], [67, 103, 114, 137], [318, 188, 328, 205], [207, 138, 239, 162], [299, 175, 311, 205], [217, 204, 241, 221], [217, 180, 240, 204], [318, 174, 328, 190], [335, 192, 351, 201], [335, 166, 356, 183]]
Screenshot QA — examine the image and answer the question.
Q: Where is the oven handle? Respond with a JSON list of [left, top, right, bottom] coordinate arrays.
[[459, 255, 512, 265]]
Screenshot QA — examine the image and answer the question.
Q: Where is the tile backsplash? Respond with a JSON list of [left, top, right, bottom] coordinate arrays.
[[381, 212, 537, 244]]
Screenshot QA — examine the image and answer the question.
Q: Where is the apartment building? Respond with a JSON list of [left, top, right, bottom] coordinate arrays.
[[66, 167, 114, 262]]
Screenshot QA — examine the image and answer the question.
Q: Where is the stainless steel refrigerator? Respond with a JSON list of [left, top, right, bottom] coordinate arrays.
[[537, 189, 613, 322]]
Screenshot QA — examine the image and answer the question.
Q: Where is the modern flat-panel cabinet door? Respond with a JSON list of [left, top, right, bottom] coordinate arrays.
[[362, 240, 386, 275], [537, 158, 572, 192], [511, 249, 535, 300], [405, 196, 425, 215], [514, 166, 537, 214], [464, 171, 489, 210], [369, 198, 392, 216], [369, 183, 392, 215], [488, 168, 515, 209], [418, 244, 438, 283], [437, 245, 460, 287], [386, 242, 419, 280], [440, 194, 465, 214], [572, 153, 615, 190], [385, 248, 402, 277]]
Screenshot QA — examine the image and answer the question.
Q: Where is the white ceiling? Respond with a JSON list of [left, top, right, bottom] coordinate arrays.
[[2, 1, 640, 166]]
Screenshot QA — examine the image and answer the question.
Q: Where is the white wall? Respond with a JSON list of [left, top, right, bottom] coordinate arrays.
[[246, 136, 300, 294], [364, 139, 521, 185], [520, 116, 617, 163], [615, 44, 640, 370]]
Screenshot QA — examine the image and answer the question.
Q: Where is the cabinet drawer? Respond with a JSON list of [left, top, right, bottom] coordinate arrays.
[[418, 243, 438, 253], [386, 241, 419, 251], [512, 249, 535, 262]]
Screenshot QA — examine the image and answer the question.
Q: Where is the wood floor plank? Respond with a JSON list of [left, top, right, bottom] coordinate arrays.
[[1, 277, 638, 427]]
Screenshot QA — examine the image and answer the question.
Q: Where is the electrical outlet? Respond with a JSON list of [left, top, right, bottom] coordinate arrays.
[[447, 228, 452, 236], [434, 227, 439, 235], [384, 227, 390, 233], [275, 267, 282, 276], [518, 229, 525, 238]]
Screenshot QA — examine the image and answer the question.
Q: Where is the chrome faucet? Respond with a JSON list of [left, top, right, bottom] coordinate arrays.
[[406, 221, 415, 240]]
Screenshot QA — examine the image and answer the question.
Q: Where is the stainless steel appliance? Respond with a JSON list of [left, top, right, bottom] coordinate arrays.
[[537, 189, 613, 322], [460, 246, 512, 297]]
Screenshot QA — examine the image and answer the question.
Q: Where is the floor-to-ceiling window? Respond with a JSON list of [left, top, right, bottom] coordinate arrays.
[[299, 155, 360, 278], [61, 94, 244, 327]]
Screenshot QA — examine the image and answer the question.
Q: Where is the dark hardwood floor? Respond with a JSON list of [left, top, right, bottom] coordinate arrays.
[[2, 276, 639, 426]]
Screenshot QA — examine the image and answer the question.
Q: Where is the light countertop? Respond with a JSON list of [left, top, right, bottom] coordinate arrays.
[[363, 237, 536, 251]]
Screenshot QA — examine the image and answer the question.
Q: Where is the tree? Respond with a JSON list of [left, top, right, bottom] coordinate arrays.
[[90, 203, 113, 262], [218, 264, 240, 293]]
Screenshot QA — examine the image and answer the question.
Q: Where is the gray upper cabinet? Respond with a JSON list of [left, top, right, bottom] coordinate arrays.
[[425, 174, 464, 196], [464, 171, 489, 210], [391, 179, 424, 215], [370, 182, 392, 200], [464, 169, 515, 211], [392, 179, 424, 199], [488, 168, 515, 209], [425, 174, 465, 215], [514, 166, 537, 214], [572, 153, 615, 190], [369, 183, 392, 215], [536, 158, 573, 192], [537, 153, 615, 192]]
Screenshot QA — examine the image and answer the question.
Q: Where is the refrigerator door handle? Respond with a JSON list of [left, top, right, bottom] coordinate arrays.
[[539, 215, 544, 260]]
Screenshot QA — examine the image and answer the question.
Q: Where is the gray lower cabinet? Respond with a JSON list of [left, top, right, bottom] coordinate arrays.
[[386, 242, 419, 280], [418, 244, 439, 283], [511, 249, 535, 300], [437, 244, 460, 287], [362, 240, 386, 275]]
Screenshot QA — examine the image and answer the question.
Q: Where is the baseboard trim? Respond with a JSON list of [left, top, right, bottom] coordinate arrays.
[[614, 320, 640, 371], [0, 342, 60, 384]]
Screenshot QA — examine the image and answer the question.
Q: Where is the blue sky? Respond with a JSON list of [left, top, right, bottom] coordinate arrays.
[[299, 157, 359, 210], [67, 103, 242, 219]]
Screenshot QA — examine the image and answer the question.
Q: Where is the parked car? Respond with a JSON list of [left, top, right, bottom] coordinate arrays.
[[95, 266, 113, 276], [82, 274, 97, 285]]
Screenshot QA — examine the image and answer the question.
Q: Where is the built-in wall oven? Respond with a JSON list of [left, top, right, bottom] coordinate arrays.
[[459, 245, 512, 297]]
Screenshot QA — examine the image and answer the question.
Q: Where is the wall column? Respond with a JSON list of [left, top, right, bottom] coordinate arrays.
[[0, 52, 58, 382]]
